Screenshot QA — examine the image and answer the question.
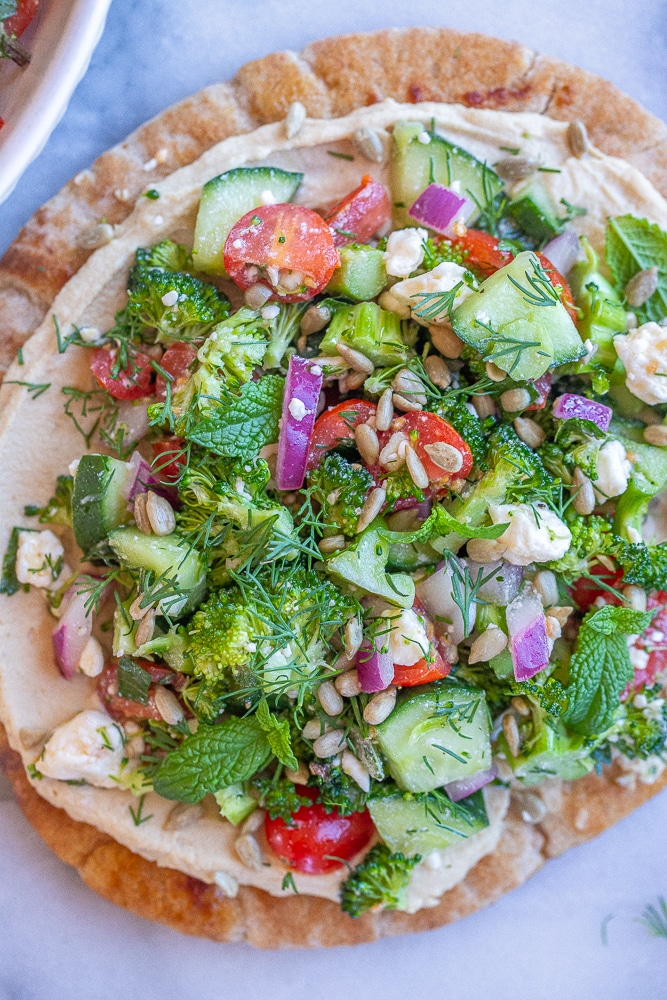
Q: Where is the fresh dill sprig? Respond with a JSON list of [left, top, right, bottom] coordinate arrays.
[[507, 258, 560, 308], [410, 281, 463, 322], [638, 897, 667, 939]]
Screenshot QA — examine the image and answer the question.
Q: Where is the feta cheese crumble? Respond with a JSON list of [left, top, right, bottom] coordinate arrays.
[[38, 710, 126, 788], [383, 227, 428, 278], [614, 321, 667, 404], [161, 290, 179, 307], [15, 529, 65, 589], [467, 503, 572, 566], [382, 607, 430, 666], [288, 398, 307, 421], [381, 261, 474, 324], [593, 439, 632, 501]]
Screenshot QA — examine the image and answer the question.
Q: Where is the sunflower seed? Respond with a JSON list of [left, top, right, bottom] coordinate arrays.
[[423, 354, 451, 389], [532, 570, 559, 607], [643, 424, 667, 446], [341, 749, 371, 792], [423, 441, 463, 474], [545, 615, 562, 641], [502, 712, 522, 757], [285, 761, 310, 785], [511, 696, 531, 717], [133, 492, 152, 534], [134, 607, 156, 647], [500, 388, 531, 412], [571, 466, 595, 515], [213, 871, 239, 898], [468, 624, 507, 663], [363, 686, 397, 725], [313, 729, 347, 758], [495, 156, 537, 181], [545, 605, 574, 628], [244, 283, 273, 310], [335, 669, 362, 697], [513, 416, 545, 449], [622, 584, 647, 611], [567, 119, 589, 158], [392, 368, 427, 404], [344, 617, 363, 659], [241, 808, 265, 834], [285, 100, 307, 138], [393, 392, 423, 412], [472, 393, 496, 419], [302, 718, 329, 740], [318, 534, 346, 554], [354, 422, 380, 464], [485, 361, 506, 382], [76, 223, 114, 250], [335, 341, 374, 374], [356, 486, 386, 533], [146, 491, 176, 536], [428, 322, 464, 358], [317, 680, 344, 717], [234, 833, 263, 870], [625, 266, 659, 308], [129, 594, 153, 620], [351, 127, 385, 163], [19, 728, 48, 750], [301, 304, 331, 336], [163, 802, 204, 831], [375, 388, 394, 431], [154, 686, 185, 726], [405, 445, 429, 489]]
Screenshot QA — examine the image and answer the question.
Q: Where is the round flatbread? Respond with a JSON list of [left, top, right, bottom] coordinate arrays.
[[1, 27, 667, 947]]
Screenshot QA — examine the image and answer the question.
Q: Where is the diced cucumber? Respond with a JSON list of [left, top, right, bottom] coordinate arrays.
[[193, 167, 303, 275], [374, 681, 492, 793], [108, 527, 206, 617], [497, 720, 594, 785], [319, 301, 409, 366], [451, 251, 585, 381], [390, 120, 503, 229], [325, 527, 415, 608], [71, 454, 135, 552], [326, 245, 387, 301], [369, 788, 489, 854], [214, 784, 257, 825], [506, 179, 563, 243]]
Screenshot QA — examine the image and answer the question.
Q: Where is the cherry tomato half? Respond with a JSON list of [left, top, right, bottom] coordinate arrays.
[[264, 786, 374, 874], [97, 662, 175, 723], [625, 592, 667, 694], [224, 204, 340, 302], [307, 399, 377, 470], [569, 562, 624, 613], [324, 174, 391, 247], [155, 341, 198, 401], [152, 437, 186, 483], [90, 346, 155, 401], [394, 410, 473, 483], [4, 0, 39, 37]]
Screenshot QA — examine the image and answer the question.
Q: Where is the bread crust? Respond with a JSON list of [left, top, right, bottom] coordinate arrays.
[[1, 26, 666, 946]]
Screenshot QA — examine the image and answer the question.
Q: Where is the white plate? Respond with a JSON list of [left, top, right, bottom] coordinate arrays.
[[0, 0, 111, 206]]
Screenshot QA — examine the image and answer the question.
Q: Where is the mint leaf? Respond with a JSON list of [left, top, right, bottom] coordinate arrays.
[[255, 699, 298, 771], [117, 657, 151, 705], [153, 717, 272, 802], [606, 215, 667, 323], [187, 375, 284, 460], [563, 606, 654, 735], [377, 504, 508, 546]]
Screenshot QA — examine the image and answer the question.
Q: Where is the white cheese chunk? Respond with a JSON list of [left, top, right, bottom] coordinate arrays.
[[38, 710, 126, 788], [614, 322, 667, 404], [15, 529, 65, 589], [382, 607, 430, 666], [383, 227, 428, 277], [468, 503, 571, 566], [593, 439, 631, 501], [382, 261, 473, 325]]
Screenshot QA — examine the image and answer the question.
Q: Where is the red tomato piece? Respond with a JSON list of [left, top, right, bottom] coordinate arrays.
[[90, 346, 155, 401], [526, 372, 552, 411], [264, 786, 374, 874], [626, 592, 667, 693], [224, 204, 339, 302], [537, 252, 579, 325], [155, 341, 198, 401], [4, 0, 39, 37], [569, 562, 624, 612], [307, 399, 377, 470], [394, 411, 473, 483], [324, 174, 391, 247], [152, 438, 186, 483], [97, 662, 174, 723]]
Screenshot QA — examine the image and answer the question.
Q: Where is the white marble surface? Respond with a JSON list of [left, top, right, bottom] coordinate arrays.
[[1, 0, 667, 995]]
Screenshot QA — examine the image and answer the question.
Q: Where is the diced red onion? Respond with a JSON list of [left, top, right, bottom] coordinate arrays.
[[356, 638, 394, 693], [506, 591, 549, 681], [552, 393, 612, 432], [416, 556, 476, 644], [124, 451, 154, 503], [408, 183, 473, 236], [542, 231, 580, 276], [526, 372, 552, 411], [465, 558, 523, 606], [276, 357, 324, 490], [445, 763, 498, 802], [51, 584, 94, 679]]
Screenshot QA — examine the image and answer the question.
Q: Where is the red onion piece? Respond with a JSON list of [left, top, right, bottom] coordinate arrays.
[[445, 763, 498, 802], [52, 585, 94, 679], [356, 637, 394, 693], [542, 231, 580, 276], [407, 183, 472, 236], [465, 558, 523, 606], [276, 357, 324, 490], [416, 556, 476, 644], [125, 451, 154, 503], [506, 591, 549, 681], [552, 392, 612, 432], [526, 372, 552, 411]]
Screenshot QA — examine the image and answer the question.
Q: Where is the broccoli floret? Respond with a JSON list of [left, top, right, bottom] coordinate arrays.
[[433, 397, 493, 469], [198, 308, 269, 382], [421, 236, 466, 271], [126, 263, 230, 344], [187, 586, 264, 685], [548, 514, 612, 579], [263, 303, 308, 370], [596, 691, 667, 761], [135, 239, 194, 273], [24, 475, 73, 526], [609, 539, 667, 592], [310, 765, 369, 816], [251, 776, 311, 823], [382, 466, 426, 510], [340, 844, 421, 918], [319, 301, 410, 366], [306, 453, 373, 536]]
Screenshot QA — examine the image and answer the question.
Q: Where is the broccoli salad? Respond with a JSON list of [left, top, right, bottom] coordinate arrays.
[[6, 117, 667, 919]]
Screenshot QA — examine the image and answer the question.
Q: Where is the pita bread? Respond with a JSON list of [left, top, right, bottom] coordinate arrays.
[[1, 27, 667, 947]]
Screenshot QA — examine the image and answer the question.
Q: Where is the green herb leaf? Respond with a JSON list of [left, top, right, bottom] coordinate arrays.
[[187, 375, 284, 460], [255, 698, 298, 771], [563, 606, 654, 734], [153, 717, 272, 802], [377, 504, 508, 546], [606, 215, 667, 322], [0, 526, 31, 596], [117, 656, 151, 705]]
